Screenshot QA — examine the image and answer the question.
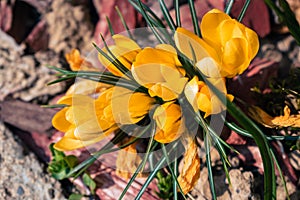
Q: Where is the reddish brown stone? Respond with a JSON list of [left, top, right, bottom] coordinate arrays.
[[25, 19, 49, 52], [93, 0, 138, 43], [230, 0, 271, 37], [0, 0, 14, 32]]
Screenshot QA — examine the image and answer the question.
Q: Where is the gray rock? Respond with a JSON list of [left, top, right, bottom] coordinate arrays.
[[0, 121, 64, 199]]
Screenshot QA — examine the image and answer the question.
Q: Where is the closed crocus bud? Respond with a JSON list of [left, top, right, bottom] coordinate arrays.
[[201, 9, 259, 77], [174, 9, 259, 78], [153, 102, 185, 143]]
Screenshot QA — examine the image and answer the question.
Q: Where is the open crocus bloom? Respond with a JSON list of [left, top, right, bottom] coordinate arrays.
[[132, 45, 188, 101], [174, 9, 259, 78], [153, 101, 185, 143], [98, 34, 141, 76], [52, 90, 118, 151]]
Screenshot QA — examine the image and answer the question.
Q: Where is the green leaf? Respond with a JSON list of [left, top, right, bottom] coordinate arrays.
[[115, 6, 134, 40], [188, 66, 276, 199], [205, 135, 217, 200], [161, 143, 186, 199], [188, 0, 201, 37], [264, 0, 300, 45], [118, 140, 158, 200], [174, 0, 181, 27], [159, 0, 176, 30], [68, 193, 84, 200], [83, 173, 97, 194], [135, 155, 166, 199], [237, 0, 251, 22], [64, 155, 78, 168], [224, 0, 234, 14], [270, 149, 290, 200], [106, 16, 115, 36]]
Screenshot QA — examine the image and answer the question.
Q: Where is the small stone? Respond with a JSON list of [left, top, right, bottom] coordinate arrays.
[[17, 186, 24, 196]]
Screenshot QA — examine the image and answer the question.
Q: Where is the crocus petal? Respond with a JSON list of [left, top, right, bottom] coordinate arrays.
[[54, 128, 108, 151], [184, 76, 200, 112], [200, 9, 231, 46], [244, 28, 259, 59], [111, 87, 155, 124], [52, 107, 72, 132], [98, 34, 141, 76], [195, 57, 221, 78], [222, 38, 248, 77], [174, 27, 218, 62], [153, 102, 185, 143]]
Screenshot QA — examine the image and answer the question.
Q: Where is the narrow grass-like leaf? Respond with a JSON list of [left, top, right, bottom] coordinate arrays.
[[161, 143, 186, 199], [118, 141, 158, 200], [237, 0, 251, 22], [264, 0, 300, 45], [130, 0, 165, 28], [225, 120, 300, 141], [205, 135, 217, 200], [140, 123, 157, 172], [270, 148, 290, 200], [41, 104, 69, 108], [115, 6, 134, 39], [135, 155, 166, 200], [224, 0, 234, 14], [67, 126, 149, 178], [129, 0, 166, 44], [188, 0, 201, 37], [173, 151, 178, 200], [174, 0, 181, 27], [159, 0, 176, 30], [106, 16, 115, 36], [220, 154, 231, 186], [195, 70, 276, 200], [99, 35, 133, 79]]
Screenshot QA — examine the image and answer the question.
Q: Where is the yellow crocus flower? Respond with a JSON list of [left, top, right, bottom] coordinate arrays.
[[153, 102, 185, 143], [52, 90, 118, 151], [174, 9, 259, 78]]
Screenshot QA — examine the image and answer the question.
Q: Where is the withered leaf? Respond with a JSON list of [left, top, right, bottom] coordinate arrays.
[[177, 137, 200, 194], [248, 105, 300, 128]]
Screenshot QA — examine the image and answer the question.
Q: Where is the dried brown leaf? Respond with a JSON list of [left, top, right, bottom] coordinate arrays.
[[177, 137, 200, 194]]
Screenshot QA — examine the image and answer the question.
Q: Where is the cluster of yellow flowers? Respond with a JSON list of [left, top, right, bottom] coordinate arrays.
[[52, 9, 259, 194]]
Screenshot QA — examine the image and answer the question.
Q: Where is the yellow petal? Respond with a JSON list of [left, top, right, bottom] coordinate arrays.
[[65, 49, 84, 71], [153, 102, 185, 143], [222, 38, 248, 77], [184, 76, 200, 112], [98, 34, 140, 76], [195, 57, 221, 78], [177, 136, 200, 194], [244, 27, 259, 60], [200, 9, 231, 47], [54, 128, 108, 151], [52, 107, 72, 132], [111, 87, 155, 124], [174, 27, 219, 62]]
